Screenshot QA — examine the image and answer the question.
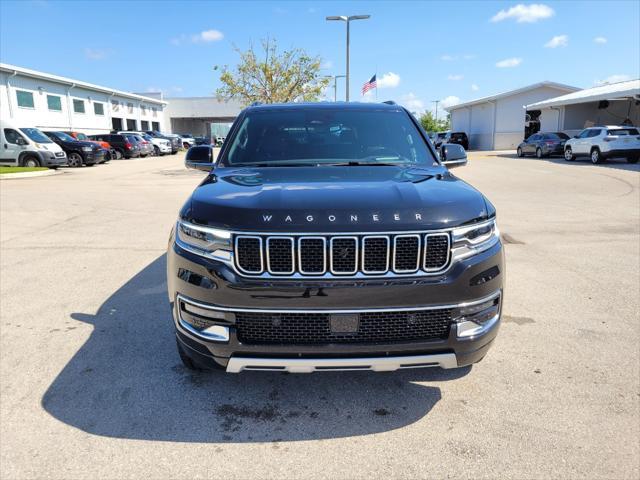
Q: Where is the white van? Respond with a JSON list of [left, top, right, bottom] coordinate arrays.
[[0, 118, 67, 168]]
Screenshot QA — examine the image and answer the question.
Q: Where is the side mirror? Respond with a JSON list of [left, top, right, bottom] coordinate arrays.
[[16, 137, 27, 146], [185, 146, 215, 172], [440, 143, 467, 168]]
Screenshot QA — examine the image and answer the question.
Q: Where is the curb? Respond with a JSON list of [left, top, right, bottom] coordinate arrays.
[[0, 169, 62, 180]]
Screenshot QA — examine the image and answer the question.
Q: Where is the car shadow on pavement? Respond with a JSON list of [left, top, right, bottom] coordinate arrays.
[[42, 255, 470, 443]]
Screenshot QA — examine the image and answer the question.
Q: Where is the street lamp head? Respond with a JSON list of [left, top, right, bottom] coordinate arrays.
[[326, 15, 348, 21], [348, 15, 371, 20]]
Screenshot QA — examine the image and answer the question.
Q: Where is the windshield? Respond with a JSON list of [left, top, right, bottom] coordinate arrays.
[[142, 134, 153, 141], [53, 131, 76, 142], [19, 128, 52, 143], [222, 108, 437, 167], [75, 133, 88, 140]]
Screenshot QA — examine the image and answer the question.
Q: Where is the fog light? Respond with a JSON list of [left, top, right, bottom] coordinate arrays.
[[178, 299, 230, 341], [454, 294, 501, 338]]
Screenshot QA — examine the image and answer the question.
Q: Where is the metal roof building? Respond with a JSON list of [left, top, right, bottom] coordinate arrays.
[[526, 79, 640, 135], [446, 81, 579, 150]]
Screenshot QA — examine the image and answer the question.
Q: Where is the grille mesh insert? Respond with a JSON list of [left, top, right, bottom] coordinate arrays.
[[331, 238, 357, 273], [394, 236, 420, 271], [236, 237, 262, 272], [235, 308, 453, 345], [424, 234, 450, 270], [267, 238, 293, 273], [299, 238, 325, 273], [363, 237, 389, 272]]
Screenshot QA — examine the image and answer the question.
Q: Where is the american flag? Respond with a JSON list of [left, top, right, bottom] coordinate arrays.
[[361, 74, 377, 95]]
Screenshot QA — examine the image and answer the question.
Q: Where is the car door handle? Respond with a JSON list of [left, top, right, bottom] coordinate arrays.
[[3, 144, 7, 148]]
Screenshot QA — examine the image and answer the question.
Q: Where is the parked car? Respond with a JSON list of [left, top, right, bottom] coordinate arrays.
[[129, 134, 154, 157], [193, 136, 211, 146], [517, 132, 569, 158], [179, 134, 195, 148], [118, 131, 171, 156], [564, 126, 640, 164], [170, 102, 503, 373], [145, 131, 179, 154], [89, 134, 141, 159], [433, 131, 469, 150], [0, 119, 67, 168], [63, 131, 117, 161], [43, 131, 104, 167]]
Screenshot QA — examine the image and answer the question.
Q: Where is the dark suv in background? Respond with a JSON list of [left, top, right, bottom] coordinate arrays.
[[43, 131, 104, 167], [434, 131, 469, 150], [89, 134, 141, 159], [145, 130, 180, 154]]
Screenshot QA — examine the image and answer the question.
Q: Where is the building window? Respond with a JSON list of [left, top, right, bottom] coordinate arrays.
[[94, 102, 105, 115], [73, 99, 85, 114], [141, 120, 149, 130], [152, 107, 157, 118], [111, 100, 120, 112], [126, 119, 137, 130], [16, 90, 34, 108], [152, 121, 160, 131], [112, 117, 123, 131], [127, 102, 133, 114], [47, 95, 62, 111], [141, 105, 147, 115]]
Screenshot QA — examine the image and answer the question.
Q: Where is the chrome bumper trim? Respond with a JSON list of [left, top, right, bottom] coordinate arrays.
[[226, 353, 458, 373]]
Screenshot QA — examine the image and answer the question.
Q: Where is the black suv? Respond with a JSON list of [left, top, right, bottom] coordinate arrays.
[[89, 134, 140, 159], [434, 131, 469, 150], [145, 131, 180, 154], [168, 103, 503, 373], [43, 131, 104, 167]]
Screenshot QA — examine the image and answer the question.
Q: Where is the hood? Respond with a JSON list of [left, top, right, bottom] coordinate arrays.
[[66, 140, 97, 149], [186, 166, 489, 232]]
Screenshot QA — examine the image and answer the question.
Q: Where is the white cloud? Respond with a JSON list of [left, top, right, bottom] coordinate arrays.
[[462, 54, 476, 60], [593, 36, 607, 44], [471, 84, 479, 91], [400, 92, 424, 112], [594, 74, 631, 86], [440, 96, 461, 109], [321, 60, 333, 70], [84, 48, 112, 60], [441, 54, 455, 61], [496, 57, 523, 68], [491, 4, 554, 23], [171, 29, 224, 45], [544, 34, 568, 48], [448, 74, 464, 81], [377, 72, 401, 89]]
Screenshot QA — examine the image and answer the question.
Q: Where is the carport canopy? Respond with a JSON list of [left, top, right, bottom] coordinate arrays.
[[526, 79, 639, 109]]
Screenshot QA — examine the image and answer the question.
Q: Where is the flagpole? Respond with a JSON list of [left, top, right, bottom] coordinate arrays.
[[375, 65, 378, 101]]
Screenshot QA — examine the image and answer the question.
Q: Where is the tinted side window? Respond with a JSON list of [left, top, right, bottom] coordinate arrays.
[[588, 129, 601, 137], [577, 130, 591, 138]]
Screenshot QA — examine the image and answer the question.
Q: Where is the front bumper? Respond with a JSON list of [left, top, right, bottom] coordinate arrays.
[[40, 152, 67, 166], [168, 237, 505, 372]]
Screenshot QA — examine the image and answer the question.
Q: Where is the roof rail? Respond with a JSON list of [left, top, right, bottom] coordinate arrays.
[[382, 100, 396, 105]]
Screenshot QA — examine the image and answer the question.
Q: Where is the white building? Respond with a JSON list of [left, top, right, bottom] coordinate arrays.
[[161, 96, 243, 137], [0, 63, 166, 134], [446, 81, 579, 150], [526, 79, 640, 136]]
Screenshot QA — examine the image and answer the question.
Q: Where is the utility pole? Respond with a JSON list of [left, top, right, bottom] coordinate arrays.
[[432, 100, 440, 125], [326, 15, 371, 102]]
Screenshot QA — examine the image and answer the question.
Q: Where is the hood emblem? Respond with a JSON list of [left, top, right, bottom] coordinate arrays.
[[261, 213, 423, 223]]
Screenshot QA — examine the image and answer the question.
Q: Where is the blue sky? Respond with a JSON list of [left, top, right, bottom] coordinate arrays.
[[1, 0, 638, 115]]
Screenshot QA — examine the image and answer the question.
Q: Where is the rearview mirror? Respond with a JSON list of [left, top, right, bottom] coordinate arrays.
[[185, 146, 215, 172], [439, 143, 467, 169]]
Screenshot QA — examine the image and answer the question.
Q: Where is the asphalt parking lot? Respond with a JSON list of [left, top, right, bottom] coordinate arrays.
[[1, 152, 638, 479]]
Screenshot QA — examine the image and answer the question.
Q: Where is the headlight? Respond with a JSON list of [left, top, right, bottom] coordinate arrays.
[[451, 218, 500, 260], [175, 219, 232, 260], [82, 146, 92, 152]]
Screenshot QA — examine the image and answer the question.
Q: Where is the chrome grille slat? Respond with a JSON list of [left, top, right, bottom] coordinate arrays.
[[233, 232, 451, 278]]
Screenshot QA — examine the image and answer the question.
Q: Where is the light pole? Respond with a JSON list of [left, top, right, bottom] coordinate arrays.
[[326, 15, 370, 102], [324, 75, 346, 101], [432, 100, 440, 124]]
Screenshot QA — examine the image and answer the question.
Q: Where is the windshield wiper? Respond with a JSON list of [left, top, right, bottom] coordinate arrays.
[[232, 162, 315, 168], [325, 161, 409, 167]]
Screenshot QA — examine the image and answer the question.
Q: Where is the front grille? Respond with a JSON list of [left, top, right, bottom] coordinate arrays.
[[235, 308, 454, 345], [234, 232, 451, 277]]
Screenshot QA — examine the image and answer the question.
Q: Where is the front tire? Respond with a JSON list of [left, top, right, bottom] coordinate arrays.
[[591, 148, 603, 164], [517, 147, 524, 157], [536, 147, 544, 159], [564, 147, 575, 161], [67, 152, 83, 167], [23, 156, 41, 168], [154, 145, 160, 156]]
